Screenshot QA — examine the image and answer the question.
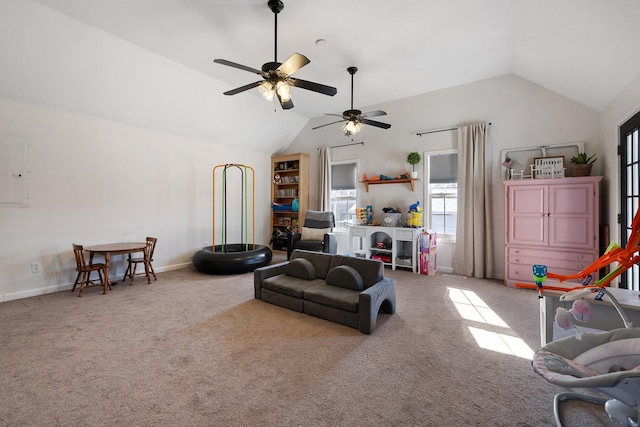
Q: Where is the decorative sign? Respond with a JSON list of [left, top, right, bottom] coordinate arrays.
[[533, 156, 565, 179]]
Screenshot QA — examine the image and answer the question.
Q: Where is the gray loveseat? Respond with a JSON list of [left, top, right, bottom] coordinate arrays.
[[254, 249, 396, 334]]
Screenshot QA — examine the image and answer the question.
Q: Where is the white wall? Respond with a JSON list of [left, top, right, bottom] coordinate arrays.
[[0, 0, 307, 155], [286, 74, 604, 277], [0, 0, 304, 302], [0, 98, 272, 301]]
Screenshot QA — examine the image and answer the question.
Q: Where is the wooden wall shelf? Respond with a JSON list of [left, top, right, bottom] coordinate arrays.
[[360, 178, 418, 192]]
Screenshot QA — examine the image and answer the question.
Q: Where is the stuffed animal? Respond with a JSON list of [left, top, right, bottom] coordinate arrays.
[[555, 299, 593, 330], [273, 174, 281, 184], [571, 299, 593, 322], [555, 307, 573, 330]]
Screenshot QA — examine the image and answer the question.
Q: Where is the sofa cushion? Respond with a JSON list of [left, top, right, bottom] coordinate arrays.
[[290, 250, 333, 279], [329, 255, 384, 288], [262, 275, 325, 299], [285, 258, 316, 280], [300, 227, 330, 241], [303, 283, 360, 313], [325, 265, 364, 291]]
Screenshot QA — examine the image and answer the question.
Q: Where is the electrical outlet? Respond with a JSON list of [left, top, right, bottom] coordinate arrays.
[[31, 261, 42, 274]]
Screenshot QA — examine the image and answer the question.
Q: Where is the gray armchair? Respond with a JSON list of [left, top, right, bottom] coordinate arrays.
[[287, 210, 337, 260]]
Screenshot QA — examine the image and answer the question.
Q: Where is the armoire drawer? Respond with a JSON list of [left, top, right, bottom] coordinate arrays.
[[508, 247, 595, 263], [507, 263, 587, 284], [508, 255, 594, 273]]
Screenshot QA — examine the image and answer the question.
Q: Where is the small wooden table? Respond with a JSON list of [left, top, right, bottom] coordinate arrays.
[[84, 242, 151, 290]]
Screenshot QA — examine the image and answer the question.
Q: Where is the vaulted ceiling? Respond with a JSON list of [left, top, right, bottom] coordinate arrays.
[[6, 1, 640, 152]]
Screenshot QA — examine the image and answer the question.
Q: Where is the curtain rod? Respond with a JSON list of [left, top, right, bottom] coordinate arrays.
[[318, 141, 364, 150], [417, 122, 492, 136]]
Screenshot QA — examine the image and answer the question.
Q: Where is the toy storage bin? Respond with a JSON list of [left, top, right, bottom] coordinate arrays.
[[382, 213, 403, 227], [272, 203, 293, 211], [407, 211, 423, 227]]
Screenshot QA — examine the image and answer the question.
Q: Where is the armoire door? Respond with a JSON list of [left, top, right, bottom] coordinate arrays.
[[506, 184, 548, 246], [548, 182, 596, 250]]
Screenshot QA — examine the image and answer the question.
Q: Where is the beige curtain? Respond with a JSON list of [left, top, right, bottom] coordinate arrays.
[[454, 123, 494, 278], [318, 147, 331, 210]]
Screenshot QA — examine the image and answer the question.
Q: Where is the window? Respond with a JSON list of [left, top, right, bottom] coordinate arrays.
[[620, 110, 640, 290], [425, 150, 457, 240], [330, 160, 358, 231]]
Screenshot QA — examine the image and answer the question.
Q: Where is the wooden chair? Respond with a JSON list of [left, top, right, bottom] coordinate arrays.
[[72, 244, 110, 297], [123, 237, 157, 284]]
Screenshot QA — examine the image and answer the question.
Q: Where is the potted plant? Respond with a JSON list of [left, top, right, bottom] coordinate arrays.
[[407, 152, 421, 179], [569, 152, 596, 177]]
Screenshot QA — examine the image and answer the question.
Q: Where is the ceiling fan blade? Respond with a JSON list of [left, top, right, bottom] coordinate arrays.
[[363, 110, 387, 118], [324, 113, 344, 117], [289, 78, 337, 96], [223, 81, 263, 96], [277, 53, 310, 76], [312, 119, 346, 130], [214, 59, 263, 75], [361, 118, 391, 129]]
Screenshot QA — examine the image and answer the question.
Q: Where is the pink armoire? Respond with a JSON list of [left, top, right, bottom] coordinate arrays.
[[504, 176, 602, 287]]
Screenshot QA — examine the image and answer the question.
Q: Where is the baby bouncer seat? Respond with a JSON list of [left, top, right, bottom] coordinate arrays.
[[532, 288, 640, 426]]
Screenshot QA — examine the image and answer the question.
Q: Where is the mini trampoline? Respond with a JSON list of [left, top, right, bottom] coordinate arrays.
[[193, 164, 272, 275]]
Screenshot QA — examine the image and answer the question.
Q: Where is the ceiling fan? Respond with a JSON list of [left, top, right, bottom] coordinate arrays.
[[313, 66, 391, 136], [213, 0, 337, 110]]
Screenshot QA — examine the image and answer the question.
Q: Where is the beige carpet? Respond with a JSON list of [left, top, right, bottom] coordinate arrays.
[[0, 256, 616, 426]]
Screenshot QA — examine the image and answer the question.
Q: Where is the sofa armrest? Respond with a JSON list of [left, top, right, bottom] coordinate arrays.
[[254, 261, 288, 299], [286, 233, 302, 259], [323, 233, 338, 255], [358, 278, 397, 334]]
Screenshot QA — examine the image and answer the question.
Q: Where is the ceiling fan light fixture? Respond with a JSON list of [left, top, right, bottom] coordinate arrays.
[[342, 120, 363, 136], [313, 66, 388, 134], [276, 80, 291, 101], [258, 81, 275, 101]]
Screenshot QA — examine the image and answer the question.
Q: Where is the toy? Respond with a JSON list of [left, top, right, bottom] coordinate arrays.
[[407, 201, 423, 228], [366, 205, 373, 222], [193, 164, 272, 275], [382, 207, 401, 213], [355, 207, 368, 225], [273, 173, 281, 184], [531, 264, 547, 297], [555, 299, 593, 331], [571, 299, 593, 322]]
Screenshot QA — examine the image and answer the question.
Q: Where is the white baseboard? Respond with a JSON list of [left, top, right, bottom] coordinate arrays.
[[1, 262, 192, 303]]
